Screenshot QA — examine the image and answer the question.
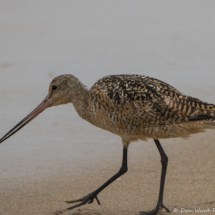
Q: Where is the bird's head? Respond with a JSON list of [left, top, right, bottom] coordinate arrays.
[[48, 74, 78, 106], [0, 74, 82, 143]]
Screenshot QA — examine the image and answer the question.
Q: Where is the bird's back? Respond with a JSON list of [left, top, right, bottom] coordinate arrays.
[[88, 75, 215, 141]]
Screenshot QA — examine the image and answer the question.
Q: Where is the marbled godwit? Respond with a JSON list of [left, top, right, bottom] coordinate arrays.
[[1, 74, 215, 214]]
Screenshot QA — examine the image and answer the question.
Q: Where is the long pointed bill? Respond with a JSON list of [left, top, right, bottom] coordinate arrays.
[[0, 97, 51, 144]]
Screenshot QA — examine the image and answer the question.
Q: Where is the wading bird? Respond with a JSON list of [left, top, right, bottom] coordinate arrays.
[[1, 74, 215, 215]]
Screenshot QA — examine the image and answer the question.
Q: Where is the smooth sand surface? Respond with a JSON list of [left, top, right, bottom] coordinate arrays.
[[1, 132, 215, 215], [1, 1, 215, 215]]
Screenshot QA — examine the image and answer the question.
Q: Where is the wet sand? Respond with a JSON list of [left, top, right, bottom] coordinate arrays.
[[1, 1, 215, 215], [1, 131, 215, 215]]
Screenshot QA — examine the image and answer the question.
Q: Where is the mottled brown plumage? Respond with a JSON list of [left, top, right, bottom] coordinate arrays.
[[51, 74, 215, 145], [1, 74, 215, 214], [47, 74, 215, 145]]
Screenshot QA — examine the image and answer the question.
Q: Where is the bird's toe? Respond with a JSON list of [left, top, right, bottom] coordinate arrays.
[[140, 203, 170, 215]]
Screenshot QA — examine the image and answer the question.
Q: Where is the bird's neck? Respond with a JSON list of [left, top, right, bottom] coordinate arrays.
[[71, 82, 90, 122]]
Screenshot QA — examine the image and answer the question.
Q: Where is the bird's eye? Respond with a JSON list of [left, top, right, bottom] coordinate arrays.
[[52, 85, 58, 90]]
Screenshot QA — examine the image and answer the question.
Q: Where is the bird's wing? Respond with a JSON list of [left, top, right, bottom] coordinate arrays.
[[90, 75, 215, 127]]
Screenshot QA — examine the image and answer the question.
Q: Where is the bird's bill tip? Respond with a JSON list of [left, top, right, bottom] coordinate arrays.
[[0, 97, 51, 144]]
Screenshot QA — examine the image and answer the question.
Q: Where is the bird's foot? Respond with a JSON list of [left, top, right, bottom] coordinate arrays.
[[140, 202, 170, 215], [66, 192, 101, 210]]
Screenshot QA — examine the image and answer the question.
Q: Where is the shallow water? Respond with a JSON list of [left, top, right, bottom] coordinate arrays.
[[0, 0, 215, 181]]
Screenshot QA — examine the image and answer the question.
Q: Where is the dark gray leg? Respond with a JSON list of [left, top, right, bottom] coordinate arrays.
[[66, 146, 128, 210], [140, 139, 170, 214]]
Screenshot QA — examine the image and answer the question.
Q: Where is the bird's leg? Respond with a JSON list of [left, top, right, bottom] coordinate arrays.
[[66, 146, 128, 210], [140, 139, 170, 215]]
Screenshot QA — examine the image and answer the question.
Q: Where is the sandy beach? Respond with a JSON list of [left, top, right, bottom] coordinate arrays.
[[1, 131, 215, 215], [1, 1, 215, 215]]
